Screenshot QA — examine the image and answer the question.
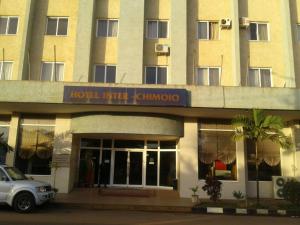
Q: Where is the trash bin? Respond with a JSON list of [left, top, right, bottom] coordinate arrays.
[[173, 179, 178, 190]]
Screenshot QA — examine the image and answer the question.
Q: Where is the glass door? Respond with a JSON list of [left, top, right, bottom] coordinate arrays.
[[113, 151, 128, 184], [146, 151, 157, 186], [129, 151, 143, 185], [99, 150, 111, 186]]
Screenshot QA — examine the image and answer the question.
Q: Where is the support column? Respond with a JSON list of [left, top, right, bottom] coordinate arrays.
[[73, 0, 96, 82], [52, 115, 72, 193], [170, 0, 187, 84], [231, 0, 241, 86], [117, 0, 145, 84], [6, 113, 20, 166], [281, 0, 296, 88], [179, 118, 198, 198]]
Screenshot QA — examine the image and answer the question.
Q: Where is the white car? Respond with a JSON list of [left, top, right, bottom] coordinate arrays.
[[0, 165, 56, 213]]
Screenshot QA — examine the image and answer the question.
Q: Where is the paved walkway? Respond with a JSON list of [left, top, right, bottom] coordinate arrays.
[[54, 188, 194, 213]]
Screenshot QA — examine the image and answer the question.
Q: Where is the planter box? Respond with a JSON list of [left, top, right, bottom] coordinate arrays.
[[256, 209, 269, 215]]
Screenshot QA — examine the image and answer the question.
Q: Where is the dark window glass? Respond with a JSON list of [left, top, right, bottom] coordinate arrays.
[[0, 126, 9, 164], [46, 18, 57, 35], [106, 66, 116, 83], [145, 67, 156, 84], [157, 67, 167, 84], [158, 21, 168, 38], [81, 138, 101, 148], [103, 139, 112, 148], [250, 23, 257, 40], [97, 20, 107, 37], [114, 140, 144, 149], [0, 18, 8, 34], [160, 141, 176, 149], [94, 66, 105, 82], [147, 141, 158, 149], [57, 18, 68, 35], [8, 17, 18, 34], [159, 152, 176, 186]]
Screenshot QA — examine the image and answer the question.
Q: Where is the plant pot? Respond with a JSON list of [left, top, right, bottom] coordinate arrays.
[[191, 195, 199, 203]]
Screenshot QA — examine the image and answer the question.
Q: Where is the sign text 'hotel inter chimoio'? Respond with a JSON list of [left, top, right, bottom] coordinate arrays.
[[63, 86, 188, 107]]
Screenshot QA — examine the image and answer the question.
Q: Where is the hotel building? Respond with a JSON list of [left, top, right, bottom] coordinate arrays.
[[0, 0, 300, 199]]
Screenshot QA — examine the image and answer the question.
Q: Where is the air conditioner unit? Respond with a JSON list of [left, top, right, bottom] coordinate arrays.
[[220, 18, 232, 29], [239, 17, 250, 28], [155, 44, 169, 54], [272, 176, 293, 199]]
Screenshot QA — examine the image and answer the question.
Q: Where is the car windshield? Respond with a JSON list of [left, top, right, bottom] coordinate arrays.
[[4, 167, 27, 181]]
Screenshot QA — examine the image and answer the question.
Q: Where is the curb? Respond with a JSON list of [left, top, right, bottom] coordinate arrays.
[[192, 206, 300, 217], [51, 202, 192, 213]]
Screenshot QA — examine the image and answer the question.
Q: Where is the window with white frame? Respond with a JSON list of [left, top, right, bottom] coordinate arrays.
[[93, 65, 116, 83], [96, 19, 118, 37], [0, 62, 13, 80], [144, 66, 167, 84], [41, 62, 64, 81], [198, 21, 219, 40], [146, 20, 168, 39], [46, 17, 68, 35], [0, 16, 18, 35], [195, 67, 220, 86], [248, 68, 271, 87], [249, 22, 269, 41]]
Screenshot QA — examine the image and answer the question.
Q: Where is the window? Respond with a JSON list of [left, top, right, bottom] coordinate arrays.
[[249, 22, 269, 41], [41, 62, 64, 81], [144, 66, 167, 84], [0, 118, 10, 164], [96, 19, 118, 37], [0, 62, 13, 80], [146, 20, 168, 39], [248, 68, 271, 87], [93, 65, 116, 83], [247, 140, 281, 181], [198, 21, 219, 40], [15, 116, 55, 175], [195, 67, 220, 86], [46, 17, 68, 35], [198, 120, 237, 180], [0, 16, 18, 35]]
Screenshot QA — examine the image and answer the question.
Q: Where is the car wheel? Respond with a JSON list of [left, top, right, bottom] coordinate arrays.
[[13, 192, 35, 213]]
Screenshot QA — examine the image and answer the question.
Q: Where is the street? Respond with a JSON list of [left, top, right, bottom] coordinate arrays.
[[0, 204, 299, 225]]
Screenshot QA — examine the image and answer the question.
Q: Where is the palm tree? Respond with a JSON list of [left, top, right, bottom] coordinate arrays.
[[0, 132, 13, 164], [232, 109, 292, 205]]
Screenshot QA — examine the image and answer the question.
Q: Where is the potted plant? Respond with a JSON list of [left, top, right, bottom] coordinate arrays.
[[190, 185, 199, 203]]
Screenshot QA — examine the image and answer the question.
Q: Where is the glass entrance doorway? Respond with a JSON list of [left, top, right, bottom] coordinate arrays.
[[79, 138, 177, 188]]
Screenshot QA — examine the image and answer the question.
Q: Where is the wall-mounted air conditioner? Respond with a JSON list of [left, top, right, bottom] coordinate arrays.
[[155, 44, 169, 54], [220, 18, 232, 29], [272, 176, 292, 199]]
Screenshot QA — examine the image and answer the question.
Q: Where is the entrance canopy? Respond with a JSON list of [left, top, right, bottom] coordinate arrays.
[[71, 113, 183, 137]]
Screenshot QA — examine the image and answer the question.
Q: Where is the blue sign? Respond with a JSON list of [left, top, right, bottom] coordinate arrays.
[[63, 86, 188, 107]]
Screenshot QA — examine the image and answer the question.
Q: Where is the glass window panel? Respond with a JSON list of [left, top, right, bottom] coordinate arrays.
[[1, 62, 12, 80], [145, 67, 156, 84], [94, 66, 105, 82], [0, 18, 8, 34], [46, 18, 57, 35], [81, 138, 101, 148], [158, 21, 168, 38], [248, 69, 259, 87], [41, 63, 53, 81], [160, 141, 176, 149], [209, 68, 220, 86], [198, 22, 208, 39], [258, 24, 268, 41], [106, 66, 116, 83], [260, 69, 271, 87], [103, 139, 112, 148], [114, 140, 144, 149], [147, 21, 158, 38], [0, 126, 9, 164], [8, 17, 18, 34], [159, 152, 176, 187], [157, 67, 167, 84], [196, 68, 208, 85], [54, 63, 64, 81], [209, 22, 219, 40], [250, 23, 257, 40], [108, 20, 118, 37], [147, 141, 158, 149], [146, 151, 157, 185], [57, 18, 68, 35], [97, 20, 107, 37]]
